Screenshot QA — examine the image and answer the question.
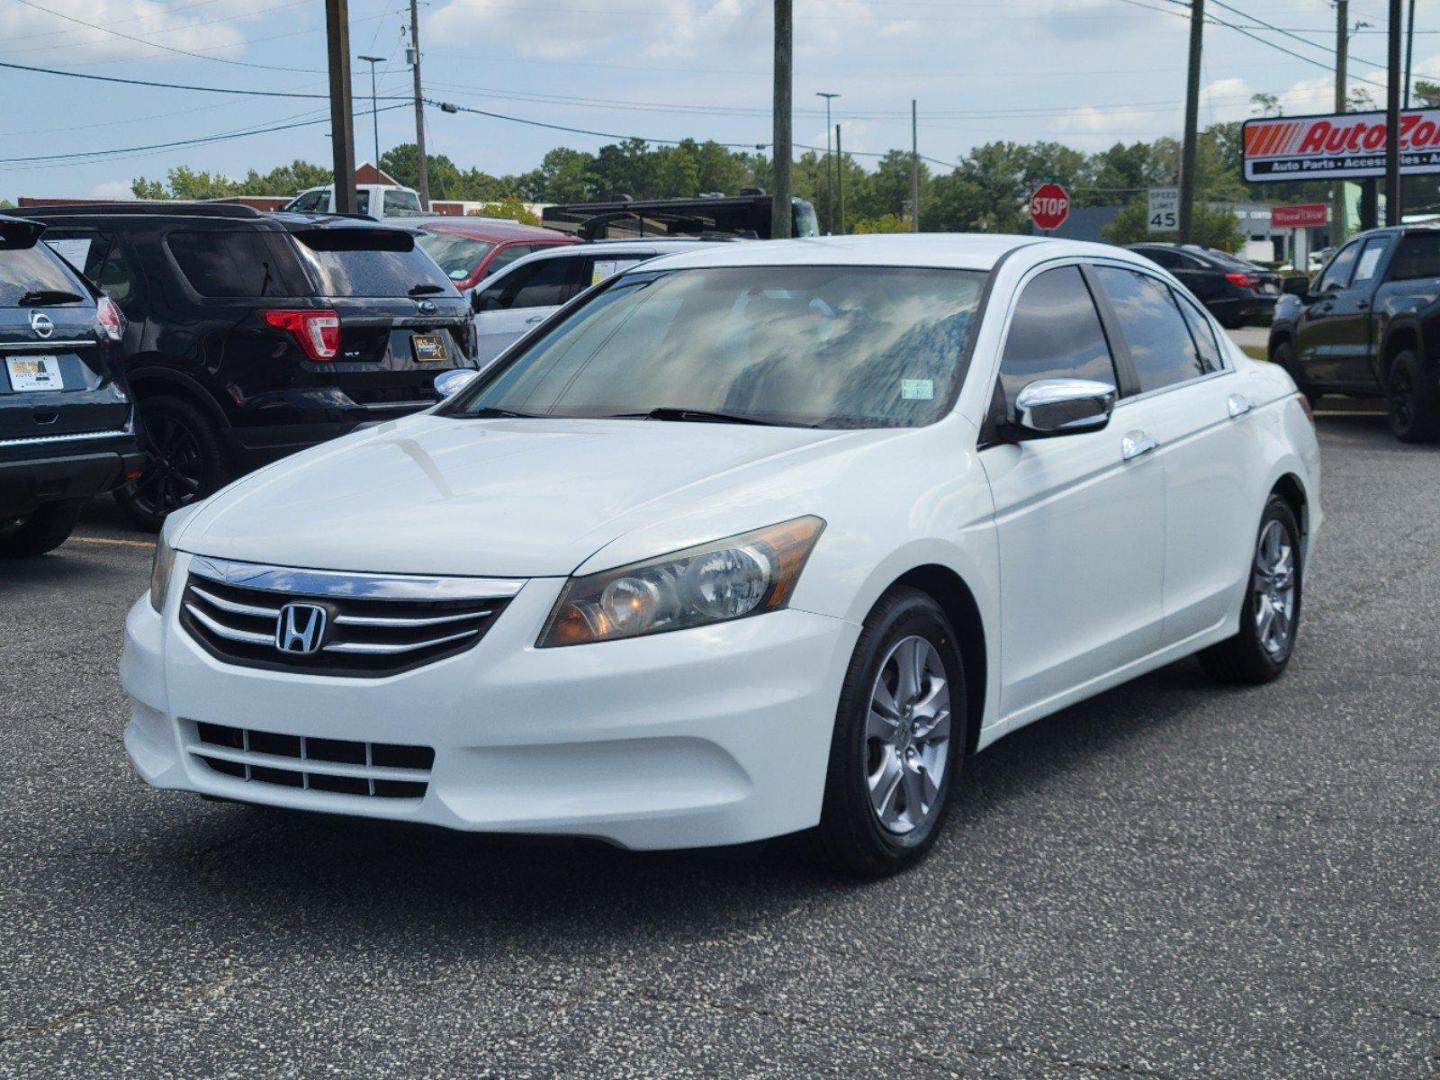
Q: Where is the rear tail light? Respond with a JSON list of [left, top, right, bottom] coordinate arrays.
[[96, 296, 126, 342], [1225, 272, 1260, 288], [263, 309, 341, 362]]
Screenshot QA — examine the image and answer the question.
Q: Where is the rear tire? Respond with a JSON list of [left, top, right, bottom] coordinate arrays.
[[1385, 349, 1440, 444], [115, 395, 230, 531], [813, 587, 967, 878], [1199, 495, 1302, 685], [0, 500, 83, 557]]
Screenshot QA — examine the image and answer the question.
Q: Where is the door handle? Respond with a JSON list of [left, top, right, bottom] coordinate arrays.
[[1121, 430, 1158, 461], [1356, 300, 1369, 310], [525, 314, 544, 324], [1227, 393, 1253, 418]]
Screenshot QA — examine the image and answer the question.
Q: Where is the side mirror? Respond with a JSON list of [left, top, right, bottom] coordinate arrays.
[[1282, 276, 1310, 299], [1013, 378, 1116, 436], [434, 370, 479, 398]]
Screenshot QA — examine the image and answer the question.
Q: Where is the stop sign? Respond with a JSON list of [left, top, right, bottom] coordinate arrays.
[[1029, 182, 1071, 231]]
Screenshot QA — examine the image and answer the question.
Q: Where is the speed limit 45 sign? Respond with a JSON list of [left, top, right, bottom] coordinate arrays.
[[1147, 187, 1179, 233]]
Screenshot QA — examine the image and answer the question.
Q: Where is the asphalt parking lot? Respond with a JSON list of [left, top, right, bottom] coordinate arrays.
[[1, 405, 1436, 1079]]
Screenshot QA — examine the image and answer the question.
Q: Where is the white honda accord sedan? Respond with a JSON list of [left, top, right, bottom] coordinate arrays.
[[122, 234, 1321, 876]]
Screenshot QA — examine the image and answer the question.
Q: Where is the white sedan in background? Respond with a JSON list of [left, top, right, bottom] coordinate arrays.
[[123, 234, 1321, 877], [467, 238, 722, 364]]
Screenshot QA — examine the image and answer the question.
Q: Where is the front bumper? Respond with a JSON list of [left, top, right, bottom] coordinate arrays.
[[121, 556, 859, 850]]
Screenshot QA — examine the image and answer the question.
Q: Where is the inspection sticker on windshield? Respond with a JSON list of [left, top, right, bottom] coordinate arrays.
[[901, 378, 934, 400], [6, 355, 62, 392]]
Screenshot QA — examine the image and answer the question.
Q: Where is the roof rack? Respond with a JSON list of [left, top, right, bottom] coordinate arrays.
[[19, 201, 264, 219]]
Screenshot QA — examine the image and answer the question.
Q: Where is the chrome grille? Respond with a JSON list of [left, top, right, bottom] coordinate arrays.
[[178, 555, 522, 677], [189, 721, 433, 799]]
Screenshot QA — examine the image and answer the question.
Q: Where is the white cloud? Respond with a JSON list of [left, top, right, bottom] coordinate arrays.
[[91, 180, 136, 200], [0, 0, 253, 63]]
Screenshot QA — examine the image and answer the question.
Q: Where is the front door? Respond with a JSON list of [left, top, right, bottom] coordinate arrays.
[[979, 263, 1166, 722], [1295, 236, 1387, 389]]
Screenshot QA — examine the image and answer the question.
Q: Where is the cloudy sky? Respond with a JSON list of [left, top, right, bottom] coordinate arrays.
[[0, 0, 1435, 202]]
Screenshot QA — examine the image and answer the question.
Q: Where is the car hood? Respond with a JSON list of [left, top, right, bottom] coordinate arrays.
[[176, 414, 863, 577]]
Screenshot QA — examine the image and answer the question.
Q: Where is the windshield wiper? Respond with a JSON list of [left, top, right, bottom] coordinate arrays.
[[461, 405, 544, 419], [613, 406, 790, 427], [408, 283, 448, 296], [18, 289, 85, 306]]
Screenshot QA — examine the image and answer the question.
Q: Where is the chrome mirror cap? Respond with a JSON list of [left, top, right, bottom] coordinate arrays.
[[1014, 378, 1116, 436], [434, 370, 479, 399]]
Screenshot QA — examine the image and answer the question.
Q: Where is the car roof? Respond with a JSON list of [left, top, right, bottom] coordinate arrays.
[[417, 218, 572, 242], [632, 233, 1070, 273]]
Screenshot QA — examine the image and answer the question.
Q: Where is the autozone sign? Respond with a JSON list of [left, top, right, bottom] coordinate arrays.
[[1243, 109, 1440, 181]]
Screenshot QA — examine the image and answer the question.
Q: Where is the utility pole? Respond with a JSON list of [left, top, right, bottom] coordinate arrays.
[[1178, 0, 1204, 244], [910, 99, 919, 232], [817, 92, 839, 234], [1385, 0, 1402, 225], [1333, 1, 1348, 245], [359, 55, 384, 170], [324, 0, 357, 214], [772, 0, 792, 239], [835, 124, 845, 235], [1404, 0, 1416, 107], [409, 0, 431, 211]]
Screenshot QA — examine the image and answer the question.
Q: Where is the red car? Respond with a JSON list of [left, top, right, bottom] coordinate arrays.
[[414, 218, 578, 294]]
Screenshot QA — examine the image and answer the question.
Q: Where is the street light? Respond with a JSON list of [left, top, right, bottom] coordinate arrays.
[[816, 91, 840, 234], [358, 55, 385, 170]]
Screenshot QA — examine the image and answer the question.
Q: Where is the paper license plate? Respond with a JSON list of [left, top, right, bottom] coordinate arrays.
[[5, 355, 63, 392], [411, 334, 448, 363]]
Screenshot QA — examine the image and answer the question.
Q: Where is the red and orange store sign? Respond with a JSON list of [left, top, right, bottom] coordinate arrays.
[[1242, 109, 1440, 182]]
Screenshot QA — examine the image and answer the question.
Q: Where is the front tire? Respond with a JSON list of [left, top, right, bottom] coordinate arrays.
[[1199, 495, 1302, 685], [1386, 349, 1440, 443], [0, 500, 83, 557], [115, 395, 230, 531], [814, 587, 966, 877]]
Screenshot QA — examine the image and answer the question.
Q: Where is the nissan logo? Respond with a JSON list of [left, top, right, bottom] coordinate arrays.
[[417, 299, 437, 315], [275, 603, 327, 655], [29, 311, 53, 339]]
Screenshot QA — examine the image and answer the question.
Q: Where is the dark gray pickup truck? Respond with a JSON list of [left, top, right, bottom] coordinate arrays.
[[1269, 225, 1440, 442]]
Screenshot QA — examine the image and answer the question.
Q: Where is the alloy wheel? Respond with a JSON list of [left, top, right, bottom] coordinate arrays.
[[1252, 519, 1297, 660], [1389, 365, 1415, 433], [865, 635, 952, 835], [131, 415, 204, 518]]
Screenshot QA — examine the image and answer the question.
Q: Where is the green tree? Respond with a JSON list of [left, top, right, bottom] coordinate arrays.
[[851, 212, 910, 234], [1103, 198, 1244, 250], [469, 196, 540, 225]]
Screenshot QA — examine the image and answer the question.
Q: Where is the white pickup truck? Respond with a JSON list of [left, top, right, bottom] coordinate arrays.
[[281, 184, 424, 220]]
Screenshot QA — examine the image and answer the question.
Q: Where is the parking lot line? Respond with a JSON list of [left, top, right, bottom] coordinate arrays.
[[70, 535, 154, 548]]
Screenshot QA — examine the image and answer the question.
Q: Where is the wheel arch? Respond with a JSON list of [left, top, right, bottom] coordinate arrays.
[[1379, 320, 1424, 384], [124, 363, 232, 433], [883, 564, 987, 758]]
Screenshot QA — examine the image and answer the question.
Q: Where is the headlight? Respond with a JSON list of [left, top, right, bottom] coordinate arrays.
[[538, 516, 825, 647], [149, 532, 176, 613]]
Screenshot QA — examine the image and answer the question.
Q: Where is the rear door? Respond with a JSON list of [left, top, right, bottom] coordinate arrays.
[[0, 226, 126, 445]]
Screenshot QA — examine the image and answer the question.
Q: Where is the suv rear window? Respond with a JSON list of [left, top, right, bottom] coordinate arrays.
[[167, 231, 306, 298], [295, 231, 455, 298], [0, 243, 88, 307]]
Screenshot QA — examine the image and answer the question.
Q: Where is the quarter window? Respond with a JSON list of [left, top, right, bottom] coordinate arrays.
[[996, 265, 1118, 413], [1175, 291, 1224, 374], [1093, 265, 1208, 393], [166, 231, 304, 298]]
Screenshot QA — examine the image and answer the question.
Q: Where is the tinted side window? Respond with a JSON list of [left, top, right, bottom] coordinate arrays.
[[1138, 247, 1181, 269], [1176, 291, 1224, 374], [1317, 240, 1362, 293], [1094, 266, 1206, 393], [1387, 234, 1440, 281], [480, 258, 584, 310], [997, 266, 1117, 412], [166, 231, 304, 298], [484, 244, 543, 278]]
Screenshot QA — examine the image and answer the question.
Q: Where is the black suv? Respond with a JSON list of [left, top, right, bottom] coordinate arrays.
[[1, 214, 141, 556], [1127, 243, 1282, 328], [21, 204, 477, 528]]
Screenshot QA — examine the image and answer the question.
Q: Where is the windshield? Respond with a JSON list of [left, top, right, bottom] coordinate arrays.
[[417, 231, 496, 281], [449, 264, 985, 428]]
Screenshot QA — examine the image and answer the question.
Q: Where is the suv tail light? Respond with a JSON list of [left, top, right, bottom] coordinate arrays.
[[96, 296, 126, 342], [1225, 272, 1260, 288], [263, 309, 341, 362]]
